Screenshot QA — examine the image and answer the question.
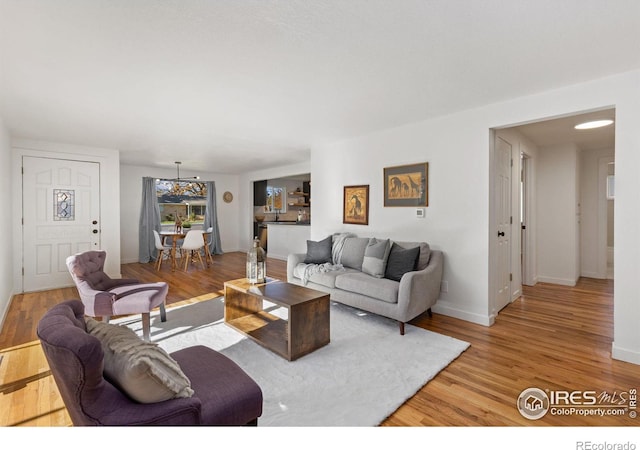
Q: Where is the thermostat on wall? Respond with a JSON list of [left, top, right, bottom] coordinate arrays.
[[416, 208, 425, 218]]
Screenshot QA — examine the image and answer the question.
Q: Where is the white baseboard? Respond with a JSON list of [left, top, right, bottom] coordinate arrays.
[[432, 301, 493, 326], [580, 271, 607, 280], [612, 342, 640, 366], [266, 253, 288, 261], [537, 276, 577, 286], [121, 257, 140, 264]]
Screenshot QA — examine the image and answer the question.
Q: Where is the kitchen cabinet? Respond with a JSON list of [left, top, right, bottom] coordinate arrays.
[[253, 180, 267, 206]]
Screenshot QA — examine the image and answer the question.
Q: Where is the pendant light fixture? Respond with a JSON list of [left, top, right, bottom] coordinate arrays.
[[170, 161, 200, 181]]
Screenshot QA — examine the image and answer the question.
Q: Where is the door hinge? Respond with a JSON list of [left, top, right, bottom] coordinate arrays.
[[510, 216, 513, 224], [509, 273, 513, 282], [22, 267, 24, 276]]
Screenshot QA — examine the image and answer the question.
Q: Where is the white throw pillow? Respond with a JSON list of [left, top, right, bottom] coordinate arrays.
[[85, 317, 194, 403]]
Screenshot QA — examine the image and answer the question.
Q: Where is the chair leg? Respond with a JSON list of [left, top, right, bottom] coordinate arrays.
[[184, 251, 190, 271], [204, 245, 214, 266], [155, 250, 163, 271], [160, 302, 167, 322], [142, 313, 151, 341], [399, 321, 405, 335], [195, 250, 205, 269]]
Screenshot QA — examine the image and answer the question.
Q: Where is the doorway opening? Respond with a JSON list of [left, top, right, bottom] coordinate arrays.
[[491, 107, 615, 321]]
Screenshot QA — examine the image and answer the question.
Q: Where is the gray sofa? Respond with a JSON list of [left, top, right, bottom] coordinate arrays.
[[287, 235, 443, 335]]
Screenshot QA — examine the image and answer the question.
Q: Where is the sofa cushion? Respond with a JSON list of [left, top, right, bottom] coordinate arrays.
[[303, 235, 333, 264], [334, 272, 400, 304], [394, 241, 431, 270], [361, 238, 392, 278], [384, 244, 420, 282], [339, 237, 370, 270], [295, 266, 359, 289], [85, 318, 194, 403]]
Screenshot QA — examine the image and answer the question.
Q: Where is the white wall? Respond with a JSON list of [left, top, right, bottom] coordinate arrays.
[[119, 164, 241, 263], [580, 147, 615, 278], [537, 143, 580, 286], [0, 118, 13, 329], [12, 139, 122, 285], [312, 114, 491, 325], [309, 70, 640, 365]]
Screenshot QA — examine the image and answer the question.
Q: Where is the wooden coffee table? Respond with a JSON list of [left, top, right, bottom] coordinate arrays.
[[223, 278, 330, 361]]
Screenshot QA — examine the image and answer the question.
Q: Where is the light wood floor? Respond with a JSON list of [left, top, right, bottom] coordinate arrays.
[[1, 252, 638, 426]]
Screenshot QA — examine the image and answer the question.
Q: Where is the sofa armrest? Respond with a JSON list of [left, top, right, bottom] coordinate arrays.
[[287, 253, 306, 282], [396, 250, 444, 322]]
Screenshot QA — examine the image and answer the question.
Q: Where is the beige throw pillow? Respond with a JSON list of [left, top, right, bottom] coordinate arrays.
[[85, 317, 194, 403]]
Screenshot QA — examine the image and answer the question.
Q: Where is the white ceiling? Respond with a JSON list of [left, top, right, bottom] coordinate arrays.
[[1, 1, 638, 173], [510, 108, 616, 152]]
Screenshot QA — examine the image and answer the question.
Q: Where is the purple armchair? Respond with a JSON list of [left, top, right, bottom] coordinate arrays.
[[37, 300, 264, 426], [66, 250, 167, 341]]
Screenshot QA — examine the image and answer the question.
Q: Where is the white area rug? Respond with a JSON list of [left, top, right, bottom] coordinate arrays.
[[115, 297, 470, 426]]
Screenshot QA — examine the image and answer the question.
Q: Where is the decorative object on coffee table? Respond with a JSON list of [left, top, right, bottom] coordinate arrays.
[[246, 238, 266, 284], [343, 185, 369, 225], [384, 162, 428, 207]]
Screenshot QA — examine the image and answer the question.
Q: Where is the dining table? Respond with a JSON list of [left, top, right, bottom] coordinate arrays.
[[159, 229, 213, 271]]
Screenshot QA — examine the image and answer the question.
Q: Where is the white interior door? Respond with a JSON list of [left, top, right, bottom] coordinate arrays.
[[22, 156, 101, 292], [495, 137, 512, 312]]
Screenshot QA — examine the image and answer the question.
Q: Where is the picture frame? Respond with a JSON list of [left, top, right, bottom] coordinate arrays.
[[383, 162, 428, 207], [343, 185, 369, 225]]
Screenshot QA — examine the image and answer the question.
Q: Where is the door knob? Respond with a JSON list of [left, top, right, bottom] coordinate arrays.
[[92, 220, 98, 225], [498, 231, 505, 237], [92, 229, 99, 234]]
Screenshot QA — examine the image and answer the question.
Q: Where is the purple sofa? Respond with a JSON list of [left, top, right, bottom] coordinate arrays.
[[37, 299, 263, 426]]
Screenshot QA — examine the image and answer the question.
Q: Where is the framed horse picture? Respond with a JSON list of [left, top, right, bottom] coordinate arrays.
[[343, 185, 369, 225], [383, 163, 428, 207]]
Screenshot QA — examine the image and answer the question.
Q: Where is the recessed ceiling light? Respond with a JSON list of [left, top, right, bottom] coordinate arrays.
[[574, 120, 614, 130]]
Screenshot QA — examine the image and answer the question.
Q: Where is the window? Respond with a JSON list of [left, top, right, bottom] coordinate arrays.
[[156, 180, 207, 225], [265, 186, 286, 213]]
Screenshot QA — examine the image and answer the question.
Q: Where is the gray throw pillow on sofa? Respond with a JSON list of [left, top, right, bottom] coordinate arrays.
[[384, 243, 420, 282], [361, 238, 392, 278], [304, 235, 333, 264], [340, 237, 370, 270]]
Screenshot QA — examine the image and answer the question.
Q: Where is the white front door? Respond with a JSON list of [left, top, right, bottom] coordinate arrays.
[[22, 156, 101, 292], [495, 136, 512, 312]]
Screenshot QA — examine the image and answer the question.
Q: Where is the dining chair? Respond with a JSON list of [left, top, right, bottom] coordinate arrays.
[[180, 229, 205, 271], [153, 230, 173, 271], [204, 227, 214, 266]]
